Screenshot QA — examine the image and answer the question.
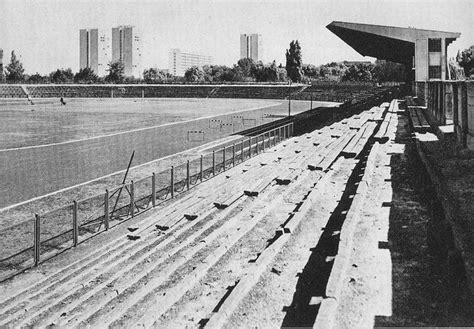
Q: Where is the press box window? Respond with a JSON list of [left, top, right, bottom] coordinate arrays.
[[428, 38, 441, 52], [429, 66, 441, 79]]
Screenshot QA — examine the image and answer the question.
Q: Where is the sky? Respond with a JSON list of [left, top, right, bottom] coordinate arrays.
[[0, 0, 473, 75]]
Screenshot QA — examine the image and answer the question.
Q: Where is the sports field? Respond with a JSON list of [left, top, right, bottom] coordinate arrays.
[[0, 98, 336, 208], [1, 98, 289, 149]]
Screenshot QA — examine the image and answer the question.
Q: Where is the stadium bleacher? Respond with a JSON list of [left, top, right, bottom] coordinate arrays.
[[0, 83, 393, 104], [24, 84, 302, 99], [291, 82, 384, 103], [211, 85, 306, 99], [0, 85, 27, 98]]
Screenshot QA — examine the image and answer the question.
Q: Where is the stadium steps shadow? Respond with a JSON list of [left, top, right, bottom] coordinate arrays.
[[374, 102, 474, 326], [280, 126, 377, 327]]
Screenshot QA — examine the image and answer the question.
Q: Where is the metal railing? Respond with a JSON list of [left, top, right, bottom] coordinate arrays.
[[0, 122, 294, 281]]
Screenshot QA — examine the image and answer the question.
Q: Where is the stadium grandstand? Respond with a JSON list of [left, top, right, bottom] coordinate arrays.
[[0, 82, 394, 104]]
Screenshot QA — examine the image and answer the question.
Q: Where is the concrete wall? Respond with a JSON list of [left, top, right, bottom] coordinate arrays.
[[415, 39, 428, 81], [467, 81, 474, 148], [418, 80, 474, 149], [415, 38, 449, 82]]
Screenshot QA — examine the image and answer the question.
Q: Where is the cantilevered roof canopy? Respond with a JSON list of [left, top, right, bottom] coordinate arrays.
[[326, 21, 461, 65]]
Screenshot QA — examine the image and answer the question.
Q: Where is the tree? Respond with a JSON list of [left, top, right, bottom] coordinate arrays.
[[302, 64, 320, 79], [74, 67, 98, 83], [5, 50, 25, 83], [237, 58, 255, 78], [209, 65, 226, 81], [319, 65, 330, 78], [105, 61, 125, 83], [449, 58, 466, 80], [372, 60, 406, 82], [230, 65, 246, 82], [184, 66, 205, 82], [285, 40, 303, 82], [457, 47, 473, 78], [250, 61, 286, 82], [342, 63, 374, 82], [250, 62, 266, 82], [276, 65, 288, 82], [0, 60, 4, 83], [27, 73, 49, 84], [143, 68, 169, 83], [50, 68, 74, 83], [218, 66, 241, 82]]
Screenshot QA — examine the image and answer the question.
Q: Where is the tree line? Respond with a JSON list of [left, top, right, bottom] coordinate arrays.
[[2, 41, 471, 84]]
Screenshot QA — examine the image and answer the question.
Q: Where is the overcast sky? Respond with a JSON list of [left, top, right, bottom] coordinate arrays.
[[1, 0, 472, 74]]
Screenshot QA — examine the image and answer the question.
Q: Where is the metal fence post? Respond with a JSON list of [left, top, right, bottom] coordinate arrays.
[[104, 189, 110, 230], [232, 143, 235, 166], [262, 134, 265, 151], [288, 88, 291, 116], [171, 166, 174, 199], [200, 155, 203, 182], [34, 214, 40, 267], [223, 148, 226, 171], [212, 151, 216, 176], [73, 200, 78, 247], [130, 181, 135, 218], [249, 137, 252, 157], [240, 140, 244, 161], [256, 135, 259, 154], [186, 160, 190, 190], [151, 173, 156, 207]]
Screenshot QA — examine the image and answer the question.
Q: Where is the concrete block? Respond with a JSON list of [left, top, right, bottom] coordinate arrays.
[[313, 298, 338, 329], [275, 177, 291, 185], [466, 134, 474, 151]]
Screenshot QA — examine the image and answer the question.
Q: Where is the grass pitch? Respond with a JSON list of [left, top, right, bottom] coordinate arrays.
[[0, 98, 316, 149]]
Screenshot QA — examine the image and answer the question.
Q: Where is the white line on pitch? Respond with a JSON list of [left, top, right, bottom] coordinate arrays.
[[0, 102, 282, 152], [0, 135, 241, 212]]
